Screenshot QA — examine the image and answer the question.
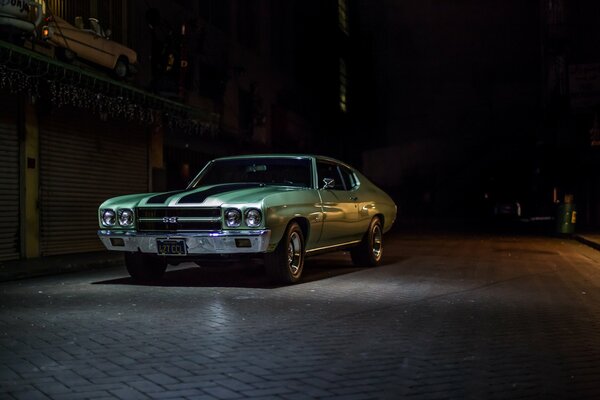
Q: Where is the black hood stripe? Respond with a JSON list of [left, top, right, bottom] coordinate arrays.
[[146, 190, 187, 204], [178, 183, 263, 204]]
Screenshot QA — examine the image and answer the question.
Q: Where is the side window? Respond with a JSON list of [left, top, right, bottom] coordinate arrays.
[[316, 161, 345, 190], [339, 166, 359, 190]]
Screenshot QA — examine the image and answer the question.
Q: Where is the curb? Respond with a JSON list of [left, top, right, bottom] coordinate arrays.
[[0, 253, 124, 283], [574, 235, 600, 252]]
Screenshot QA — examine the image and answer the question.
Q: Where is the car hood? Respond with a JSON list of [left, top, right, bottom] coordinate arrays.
[[102, 184, 302, 209]]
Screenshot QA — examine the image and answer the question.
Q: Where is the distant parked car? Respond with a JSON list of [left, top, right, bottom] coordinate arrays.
[[494, 199, 522, 219], [97, 155, 397, 284], [42, 15, 137, 78]]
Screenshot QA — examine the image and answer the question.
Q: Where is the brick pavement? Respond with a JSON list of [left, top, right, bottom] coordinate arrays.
[[1, 233, 600, 399]]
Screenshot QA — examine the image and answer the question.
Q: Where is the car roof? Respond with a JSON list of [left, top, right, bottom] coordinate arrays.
[[211, 154, 354, 169], [213, 154, 312, 161]]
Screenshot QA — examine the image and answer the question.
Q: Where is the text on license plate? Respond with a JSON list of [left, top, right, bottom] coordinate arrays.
[[157, 239, 187, 255]]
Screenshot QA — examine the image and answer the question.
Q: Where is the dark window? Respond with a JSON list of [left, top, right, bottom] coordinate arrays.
[[316, 161, 345, 190], [339, 166, 358, 190]]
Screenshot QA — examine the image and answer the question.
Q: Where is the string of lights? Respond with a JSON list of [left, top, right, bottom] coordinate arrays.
[[0, 42, 217, 136], [0, 64, 40, 98]]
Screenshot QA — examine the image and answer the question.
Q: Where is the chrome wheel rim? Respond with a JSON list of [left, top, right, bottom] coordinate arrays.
[[371, 224, 383, 261], [287, 231, 302, 276]]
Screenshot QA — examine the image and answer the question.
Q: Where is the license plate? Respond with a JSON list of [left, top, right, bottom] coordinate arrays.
[[157, 239, 187, 255]]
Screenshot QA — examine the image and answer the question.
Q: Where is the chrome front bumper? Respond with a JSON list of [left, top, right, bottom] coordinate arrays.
[[97, 229, 271, 254]]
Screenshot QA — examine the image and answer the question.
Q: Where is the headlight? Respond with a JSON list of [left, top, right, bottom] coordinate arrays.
[[41, 25, 52, 40], [224, 208, 241, 227], [101, 209, 116, 226], [245, 208, 262, 227], [118, 209, 134, 226]]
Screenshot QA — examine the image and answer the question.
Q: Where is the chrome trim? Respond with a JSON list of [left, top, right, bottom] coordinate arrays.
[[98, 229, 271, 254], [305, 240, 361, 254]]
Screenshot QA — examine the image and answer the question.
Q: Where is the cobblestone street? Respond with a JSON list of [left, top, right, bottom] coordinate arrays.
[[1, 232, 600, 399]]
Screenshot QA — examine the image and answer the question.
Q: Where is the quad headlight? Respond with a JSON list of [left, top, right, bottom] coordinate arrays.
[[224, 208, 262, 228], [245, 208, 262, 227], [224, 208, 242, 227], [101, 208, 134, 227], [101, 209, 116, 226], [118, 209, 134, 226]]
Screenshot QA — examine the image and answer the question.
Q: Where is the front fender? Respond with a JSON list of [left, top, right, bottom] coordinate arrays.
[[263, 190, 323, 251]]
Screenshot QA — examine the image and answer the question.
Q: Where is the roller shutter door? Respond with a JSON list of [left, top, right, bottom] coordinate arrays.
[[0, 98, 20, 262], [40, 110, 148, 256]]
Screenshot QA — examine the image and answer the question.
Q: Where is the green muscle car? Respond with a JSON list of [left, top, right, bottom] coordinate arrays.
[[98, 155, 396, 284]]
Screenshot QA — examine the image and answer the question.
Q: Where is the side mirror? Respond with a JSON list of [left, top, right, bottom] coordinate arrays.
[[322, 178, 335, 189]]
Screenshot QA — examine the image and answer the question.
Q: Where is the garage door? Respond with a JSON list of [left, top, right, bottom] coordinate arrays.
[[0, 98, 20, 261], [40, 109, 149, 256]]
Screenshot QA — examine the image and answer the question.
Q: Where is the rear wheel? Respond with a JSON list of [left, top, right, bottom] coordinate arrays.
[[58, 47, 77, 63], [114, 58, 128, 78], [265, 222, 305, 284], [124, 253, 167, 281], [350, 217, 383, 266]]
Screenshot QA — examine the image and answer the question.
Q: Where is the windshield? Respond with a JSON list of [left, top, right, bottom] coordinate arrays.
[[189, 157, 313, 188]]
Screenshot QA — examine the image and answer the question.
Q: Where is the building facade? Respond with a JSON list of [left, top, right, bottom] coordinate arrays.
[[539, 0, 600, 228], [0, 0, 358, 262]]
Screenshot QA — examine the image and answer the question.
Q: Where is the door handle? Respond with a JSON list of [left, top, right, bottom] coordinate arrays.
[[350, 196, 358, 201]]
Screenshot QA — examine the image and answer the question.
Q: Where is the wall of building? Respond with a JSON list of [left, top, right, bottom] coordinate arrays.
[[0, 0, 357, 263]]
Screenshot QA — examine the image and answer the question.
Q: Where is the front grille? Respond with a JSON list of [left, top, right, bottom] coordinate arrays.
[[137, 208, 221, 218], [136, 207, 222, 232], [137, 220, 222, 232]]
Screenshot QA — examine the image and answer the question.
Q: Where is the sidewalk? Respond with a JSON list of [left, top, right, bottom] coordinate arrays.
[[0, 251, 123, 282]]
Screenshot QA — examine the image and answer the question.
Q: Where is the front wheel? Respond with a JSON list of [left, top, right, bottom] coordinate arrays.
[[124, 253, 167, 281], [265, 222, 305, 284], [350, 217, 384, 267], [113, 58, 128, 78]]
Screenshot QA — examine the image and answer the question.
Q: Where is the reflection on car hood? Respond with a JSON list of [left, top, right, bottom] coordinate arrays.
[[139, 183, 300, 207]]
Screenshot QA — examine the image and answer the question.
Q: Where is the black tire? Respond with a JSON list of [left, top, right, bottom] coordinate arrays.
[[59, 48, 77, 63], [124, 253, 167, 281], [265, 222, 305, 284], [114, 58, 128, 78], [350, 217, 384, 267]]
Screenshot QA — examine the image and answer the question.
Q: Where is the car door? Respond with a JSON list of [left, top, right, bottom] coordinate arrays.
[[315, 160, 363, 247], [337, 164, 372, 238]]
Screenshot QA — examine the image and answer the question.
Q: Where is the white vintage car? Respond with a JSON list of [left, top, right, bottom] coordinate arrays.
[[42, 15, 137, 78]]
